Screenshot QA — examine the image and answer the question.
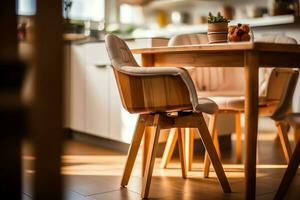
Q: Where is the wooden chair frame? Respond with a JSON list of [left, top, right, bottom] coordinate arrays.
[[162, 109, 293, 177], [105, 34, 230, 198], [121, 112, 231, 198], [275, 115, 300, 199]]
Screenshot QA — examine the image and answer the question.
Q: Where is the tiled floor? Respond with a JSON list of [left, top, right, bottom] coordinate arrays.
[[22, 130, 300, 200]]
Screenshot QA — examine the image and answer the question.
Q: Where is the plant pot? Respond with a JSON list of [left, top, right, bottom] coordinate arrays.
[[208, 22, 228, 32], [207, 32, 228, 43], [207, 22, 228, 43]]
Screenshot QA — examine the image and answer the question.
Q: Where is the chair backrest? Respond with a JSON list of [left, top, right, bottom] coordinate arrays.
[[271, 69, 299, 120], [168, 33, 209, 46], [105, 34, 139, 70], [257, 35, 298, 96], [256, 35, 297, 44], [266, 69, 299, 100], [168, 33, 229, 92], [105, 34, 193, 114], [258, 34, 299, 121]]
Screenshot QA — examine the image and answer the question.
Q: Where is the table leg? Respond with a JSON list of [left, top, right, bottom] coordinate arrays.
[[244, 51, 259, 200]]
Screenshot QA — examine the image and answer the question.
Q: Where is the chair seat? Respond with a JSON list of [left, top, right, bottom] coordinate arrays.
[[200, 96, 278, 111], [197, 90, 244, 97], [195, 98, 218, 114]]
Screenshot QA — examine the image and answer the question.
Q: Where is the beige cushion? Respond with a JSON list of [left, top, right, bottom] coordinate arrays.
[[198, 90, 244, 97], [256, 35, 297, 44], [168, 33, 208, 46], [105, 34, 138, 69], [168, 33, 227, 92], [206, 96, 278, 111], [195, 98, 218, 114]]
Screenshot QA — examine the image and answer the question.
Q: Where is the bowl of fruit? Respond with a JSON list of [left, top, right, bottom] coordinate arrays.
[[228, 24, 252, 42]]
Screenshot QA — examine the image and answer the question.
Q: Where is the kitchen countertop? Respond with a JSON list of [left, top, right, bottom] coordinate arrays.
[[62, 15, 299, 44]]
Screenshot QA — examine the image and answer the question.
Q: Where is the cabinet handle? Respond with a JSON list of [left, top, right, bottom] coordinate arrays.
[[95, 64, 107, 68]]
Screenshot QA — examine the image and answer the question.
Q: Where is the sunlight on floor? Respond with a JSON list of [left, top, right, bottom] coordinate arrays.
[[23, 154, 293, 179]]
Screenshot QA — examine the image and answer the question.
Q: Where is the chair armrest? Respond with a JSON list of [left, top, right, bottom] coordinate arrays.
[[120, 66, 189, 76]]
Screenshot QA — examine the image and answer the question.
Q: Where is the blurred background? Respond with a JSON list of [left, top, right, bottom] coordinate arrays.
[[16, 0, 300, 39]]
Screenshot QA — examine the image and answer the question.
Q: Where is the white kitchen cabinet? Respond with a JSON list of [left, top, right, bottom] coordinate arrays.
[[69, 44, 86, 132], [85, 63, 110, 138], [84, 42, 111, 139]]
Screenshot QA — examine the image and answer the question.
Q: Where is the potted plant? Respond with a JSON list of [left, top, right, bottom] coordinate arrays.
[[207, 12, 229, 43]]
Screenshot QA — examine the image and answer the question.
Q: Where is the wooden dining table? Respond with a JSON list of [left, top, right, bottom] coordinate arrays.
[[131, 41, 300, 200]]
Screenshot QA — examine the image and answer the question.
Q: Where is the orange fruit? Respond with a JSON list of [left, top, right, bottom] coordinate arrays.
[[240, 24, 250, 33], [228, 26, 236, 34], [241, 33, 251, 41]]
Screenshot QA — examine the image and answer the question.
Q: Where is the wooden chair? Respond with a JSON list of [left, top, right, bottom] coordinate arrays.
[[161, 33, 225, 171], [104, 34, 231, 199], [274, 113, 300, 200], [162, 34, 299, 178]]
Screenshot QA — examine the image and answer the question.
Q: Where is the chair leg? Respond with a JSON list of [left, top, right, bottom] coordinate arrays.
[[141, 114, 161, 199], [294, 128, 300, 144], [235, 112, 242, 163], [276, 121, 292, 163], [197, 114, 231, 193], [121, 115, 146, 187], [142, 127, 152, 175], [214, 130, 221, 158], [160, 128, 178, 169], [204, 114, 218, 178], [185, 128, 194, 171], [203, 130, 220, 178], [178, 128, 187, 178], [274, 129, 300, 200]]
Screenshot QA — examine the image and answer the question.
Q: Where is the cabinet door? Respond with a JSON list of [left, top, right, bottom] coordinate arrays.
[[69, 44, 86, 132], [85, 44, 110, 138]]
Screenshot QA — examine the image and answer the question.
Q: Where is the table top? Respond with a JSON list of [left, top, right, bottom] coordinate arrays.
[[131, 42, 300, 54]]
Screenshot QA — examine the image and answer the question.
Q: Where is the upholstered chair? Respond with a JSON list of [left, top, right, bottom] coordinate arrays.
[[105, 34, 231, 199], [161, 33, 243, 171], [161, 33, 230, 170]]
